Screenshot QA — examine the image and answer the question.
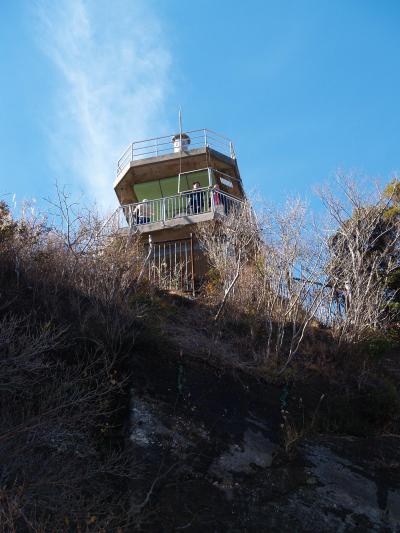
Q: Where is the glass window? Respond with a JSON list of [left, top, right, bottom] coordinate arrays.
[[182, 170, 210, 190], [132, 170, 212, 202]]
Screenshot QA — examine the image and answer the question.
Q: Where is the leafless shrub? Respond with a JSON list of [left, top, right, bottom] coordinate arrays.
[[255, 198, 329, 369], [197, 201, 259, 320], [198, 178, 399, 370], [0, 190, 152, 531], [197, 198, 329, 369], [0, 312, 135, 531], [317, 175, 400, 345]]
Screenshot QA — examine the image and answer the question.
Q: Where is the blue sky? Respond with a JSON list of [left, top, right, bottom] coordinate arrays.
[[1, 0, 399, 213]]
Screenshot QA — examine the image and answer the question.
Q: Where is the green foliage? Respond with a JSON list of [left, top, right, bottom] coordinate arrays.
[[363, 333, 398, 360], [386, 266, 400, 289], [383, 178, 400, 205], [324, 379, 400, 435], [383, 205, 400, 220], [382, 181, 400, 316], [330, 179, 400, 326], [360, 380, 399, 428], [383, 179, 400, 221]]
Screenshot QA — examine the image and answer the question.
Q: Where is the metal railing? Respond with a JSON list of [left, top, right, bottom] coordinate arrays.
[[104, 187, 243, 234], [147, 236, 195, 294], [116, 129, 236, 176]]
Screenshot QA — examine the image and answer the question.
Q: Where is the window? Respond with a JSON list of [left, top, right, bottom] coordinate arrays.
[[133, 170, 212, 201]]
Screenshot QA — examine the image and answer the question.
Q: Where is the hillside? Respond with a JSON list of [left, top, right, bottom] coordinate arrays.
[[1, 200, 400, 532], [128, 294, 400, 531]]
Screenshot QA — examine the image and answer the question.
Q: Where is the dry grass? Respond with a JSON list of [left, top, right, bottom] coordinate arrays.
[[1, 173, 398, 529], [0, 196, 151, 531]]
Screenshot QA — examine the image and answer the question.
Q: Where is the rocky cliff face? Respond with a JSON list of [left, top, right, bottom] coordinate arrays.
[[128, 344, 400, 532]]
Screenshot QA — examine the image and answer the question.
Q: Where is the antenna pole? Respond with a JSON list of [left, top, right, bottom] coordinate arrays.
[[178, 108, 183, 176], [179, 108, 183, 140]]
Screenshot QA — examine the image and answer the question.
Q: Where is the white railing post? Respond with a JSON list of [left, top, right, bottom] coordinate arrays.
[[116, 190, 243, 228], [184, 191, 188, 216], [117, 129, 238, 173]]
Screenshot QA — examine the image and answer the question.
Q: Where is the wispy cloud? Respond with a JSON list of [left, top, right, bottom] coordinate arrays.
[[35, 0, 172, 209]]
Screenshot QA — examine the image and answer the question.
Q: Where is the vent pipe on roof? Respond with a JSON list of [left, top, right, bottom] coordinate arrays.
[[172, 133, 191, 153], [172, 109, 190, 152]]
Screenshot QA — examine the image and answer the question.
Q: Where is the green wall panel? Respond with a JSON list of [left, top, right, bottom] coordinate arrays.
[[133, 170, 211, 202], [133, 181, 162, 201], [160, 176, 179, 197], [185, 170, 209, 189], [178, 174, 189, 192]]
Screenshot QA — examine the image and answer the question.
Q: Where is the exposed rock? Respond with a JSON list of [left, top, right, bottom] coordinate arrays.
[[128, 348, 400, 531]]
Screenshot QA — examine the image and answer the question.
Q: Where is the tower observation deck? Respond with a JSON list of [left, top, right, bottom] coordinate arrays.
[[108, 128, 246, 292]]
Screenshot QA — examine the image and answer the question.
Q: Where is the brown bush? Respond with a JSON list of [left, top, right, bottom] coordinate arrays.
[[197, 179, 400, 372], [0, 193, 149, 531]]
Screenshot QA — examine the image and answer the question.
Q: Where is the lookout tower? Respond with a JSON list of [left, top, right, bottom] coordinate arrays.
[[112, 128, 245, 292]]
